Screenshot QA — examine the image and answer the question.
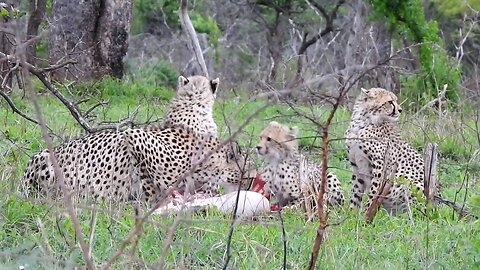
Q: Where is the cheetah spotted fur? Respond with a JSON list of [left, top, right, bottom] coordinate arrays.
[[256, 121, 345, 209], [345, 87, 425, 213]]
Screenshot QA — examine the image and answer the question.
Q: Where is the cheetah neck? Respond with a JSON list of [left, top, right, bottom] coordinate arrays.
[[347, 106, 370, 135], [164, 98, 217, 136], [265, 149, 300, 169]]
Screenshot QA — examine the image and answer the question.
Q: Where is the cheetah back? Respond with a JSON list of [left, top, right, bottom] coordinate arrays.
[[22, 131, 137, 201]]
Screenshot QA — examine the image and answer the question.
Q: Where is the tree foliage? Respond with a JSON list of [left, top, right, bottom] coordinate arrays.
[[132, 0, 221, 48], [432, 0, 480, 17], [367, 0, 460, 104]]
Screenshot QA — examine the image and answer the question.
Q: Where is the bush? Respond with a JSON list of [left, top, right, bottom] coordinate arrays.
[[368, 0, 460, 108], [124, 58, 179, 89]]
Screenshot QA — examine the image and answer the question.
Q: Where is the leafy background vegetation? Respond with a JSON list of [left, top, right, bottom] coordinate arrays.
[[1, 0, 480, 268]]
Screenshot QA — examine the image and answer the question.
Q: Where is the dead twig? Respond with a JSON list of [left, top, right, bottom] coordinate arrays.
[[424, 143, 438, 203], [306, 44, 396, 268], [365, 142, 396, 224], [365, 182, 392, 223], [41, 60, 77, 72], [95, 105, 140, 131], [84, 100, 109, 117], [434, 195, 477, 219], [424, 143, 476, 219], [307, 85, 347, 270], [414, 84, 448, 117], [87, 206, 98, 260]]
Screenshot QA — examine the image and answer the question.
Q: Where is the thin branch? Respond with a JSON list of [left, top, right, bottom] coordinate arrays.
[[41, 59, 77, 72], [424, 143, 438, 203], [365, 142, 396, 223], [307, 91, 342, 270], [365, 182, 392, 223], [20, 49, 96, 270], [434, 195, 477, 219], [413, 84, 448, 117], [101, 201, 163, 270], [0, 90, 52, 132], [29, 67, 94, 132], [0, 51, 94, 132], [155, 217, 183, 270], [87, 206, 98, 260], [278, 210, 287, 270], [306, 45, 389, 268], [84, 100, 108, 116]]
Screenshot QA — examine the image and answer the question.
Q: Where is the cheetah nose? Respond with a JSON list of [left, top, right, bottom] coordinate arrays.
[[398, 108, 403, 113], [256, 146, 262, 151]]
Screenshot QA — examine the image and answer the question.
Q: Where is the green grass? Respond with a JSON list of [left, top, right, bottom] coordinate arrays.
[[1, 77, 479, 269]]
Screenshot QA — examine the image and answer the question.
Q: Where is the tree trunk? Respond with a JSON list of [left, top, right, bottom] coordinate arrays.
[[372, 21, 398, 93], [26, 0, 47, 65], [266, 10, 290, 84], [343, 0, 366, 81], [0, 0, 15, 91], [95, 0, 133, 79], [49, 0, 132, 81]]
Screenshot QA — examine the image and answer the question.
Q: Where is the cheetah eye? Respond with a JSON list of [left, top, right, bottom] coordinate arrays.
[[266, 137, 271, 142]]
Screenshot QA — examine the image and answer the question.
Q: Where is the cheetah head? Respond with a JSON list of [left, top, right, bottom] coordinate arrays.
[[356, 87, 402, 124], [176, 75, 219, 107], [256, 121, 298, 162]]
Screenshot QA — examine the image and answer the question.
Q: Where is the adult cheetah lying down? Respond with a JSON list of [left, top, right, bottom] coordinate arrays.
[[345, 87, 426, 213], [256, 121, 345, 209], [21, 75, 256, 203]]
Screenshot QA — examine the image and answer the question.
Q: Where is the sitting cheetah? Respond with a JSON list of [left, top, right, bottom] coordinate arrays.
[[256, 121, 345, 209], [21, 75, 256, 203], [156, 75, 219, 136], [345, 87, 425, 213]]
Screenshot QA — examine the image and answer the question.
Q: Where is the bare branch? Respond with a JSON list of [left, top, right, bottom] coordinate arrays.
[[0, 89, 53, 132], [41, 60, 77, 72], [365, 183, 392, 223], [278, 210, 287, 270], [179, 0, 209, 77], [19, 46, 96, 270], [0, 51, 94, 132]]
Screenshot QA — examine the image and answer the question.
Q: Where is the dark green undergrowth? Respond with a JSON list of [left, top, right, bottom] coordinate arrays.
[[1, 77, 479, 269]]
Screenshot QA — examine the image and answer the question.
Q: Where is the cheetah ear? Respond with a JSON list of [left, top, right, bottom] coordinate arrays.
[[361, 88, 371, 97], [288, 126, 299, 138], [268, 121, 280, 127], [178, 75, 189, 88], [210, 78, 219, 94]]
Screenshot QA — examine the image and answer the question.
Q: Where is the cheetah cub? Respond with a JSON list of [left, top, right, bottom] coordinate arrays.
[[345, 87, 425, 214], [256, 121, 345, 209]]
